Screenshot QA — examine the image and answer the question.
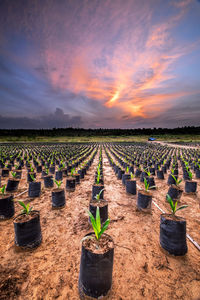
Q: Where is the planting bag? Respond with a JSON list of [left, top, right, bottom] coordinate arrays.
[[167, 186, 182, 200], [28, 181, 41, 198], [185, 181, 197, 193], [117, 169, 124, 180], [160, 214, 187, 256], [6, 179, 19, 192], [195, 169, 200, 179], [135, 169, 142, 177], [52, 189, 65, 208], [2, 169, 9, 177], [78, 169, 84, 179], [126, 180, 136, 195], [79, 233, 114, 299], [14, 211, 42, 248], [137, 192, 152, 209], [44, 175, 53, 188], [157, 170, 164, 179], [66, 178, 75, 191], [55, 171, 63, 181], [0, 195, 14, 219], [167, 174, 177, 185], [122, 174, 131, 185]]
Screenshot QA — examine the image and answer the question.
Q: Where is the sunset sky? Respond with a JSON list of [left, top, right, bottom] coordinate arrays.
[[0, 0, 200, 129]]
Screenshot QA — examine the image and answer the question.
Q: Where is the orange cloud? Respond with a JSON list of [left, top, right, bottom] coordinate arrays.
[[34, 0, 198, 121]]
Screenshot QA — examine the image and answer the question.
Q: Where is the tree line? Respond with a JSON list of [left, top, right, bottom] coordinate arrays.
[[0, 126, 199, 137]]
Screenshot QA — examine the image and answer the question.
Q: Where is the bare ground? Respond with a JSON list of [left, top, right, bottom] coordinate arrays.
[[0, 149, 200, 300]]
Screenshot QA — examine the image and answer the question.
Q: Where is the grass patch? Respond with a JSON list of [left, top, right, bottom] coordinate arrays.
[[0, 134, 200, 143]]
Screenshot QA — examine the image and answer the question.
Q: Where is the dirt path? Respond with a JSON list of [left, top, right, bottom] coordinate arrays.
[[0, 147, 200, 300], [149, 140, 200, 149]]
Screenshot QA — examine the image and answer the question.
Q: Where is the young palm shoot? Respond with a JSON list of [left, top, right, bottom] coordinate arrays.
[[187, 170, 193, 180], [71, 168, 75, 177], [0, 184, 6, 195], [11, 171, 17, 178], [30, 165, 34, 173], [94, 189, 104, 202], [166, 194, 188, 215], [45, 165, 49, 175], [171, 175, 182, 186], [144, 168, 151, 177], [18, 201, 33, 215], [30, 173, 36, 182], [144, 177, 155, 191], [88, 207, 110, 241], [54, 180, 62, 188]]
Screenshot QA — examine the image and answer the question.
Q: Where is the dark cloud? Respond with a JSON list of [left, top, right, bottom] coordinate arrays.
[[0, 108, 82, 129]]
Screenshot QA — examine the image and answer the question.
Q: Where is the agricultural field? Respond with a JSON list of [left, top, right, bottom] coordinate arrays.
[[0, 142, 200, 300]]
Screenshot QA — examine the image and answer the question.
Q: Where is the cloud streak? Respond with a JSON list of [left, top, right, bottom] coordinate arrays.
[[0, 0, 200, 128]]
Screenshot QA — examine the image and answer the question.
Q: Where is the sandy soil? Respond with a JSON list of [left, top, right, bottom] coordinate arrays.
[[149, 140, 200, 149], [0, 148, 200, 300]]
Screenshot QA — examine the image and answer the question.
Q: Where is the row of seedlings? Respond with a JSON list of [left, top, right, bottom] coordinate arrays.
[[79, 145, 114, 299], [105, 143, 197, 256], [0, 143, 98, 249]]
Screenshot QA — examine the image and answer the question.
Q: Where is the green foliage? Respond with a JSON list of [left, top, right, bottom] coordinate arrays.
[[54, 180, 62, 188], [0, 184, 6, 194], [187, 170, 193, 180], [171, 175, 182, 186], [88, 207, 110, 240], [166, 194, 188, 215], [130, 172, 135, 179], [45, 165, 49, 174], [96, 164, 101, 184], [29, 173, 35, 181], [71, 167, 75, 176], [144, 177, 150, 191], [144, 177, 155, 191], [18, 201, 33, 215], [144, 168, 151, 177], [126, 166, 129, 173], [94, 188, 104, 201], [11, 171, 17, 178]]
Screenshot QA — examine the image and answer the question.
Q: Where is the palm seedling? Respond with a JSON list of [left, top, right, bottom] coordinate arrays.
[[0, 184, 6, 195], [71, 167, 75, 177], [18, 201, 33, 215], [11, 171, 17, 178], [171, 175, 182, 186], [144, 168, 151, 177], [94, 189, 104, 202], [54, 180, 62, 188], [187, 170, 193, 180], [144, 177, 155, 192], [125, 166, 129, 173], [88, 207, 110, 241], [30, 165, 34, 173], [29, 173, 36, 182], [45, 165, 49, 175], [166, 194, 188, 215]]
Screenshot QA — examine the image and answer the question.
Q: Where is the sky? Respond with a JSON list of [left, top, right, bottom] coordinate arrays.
[[0, 0, 200, 129]]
